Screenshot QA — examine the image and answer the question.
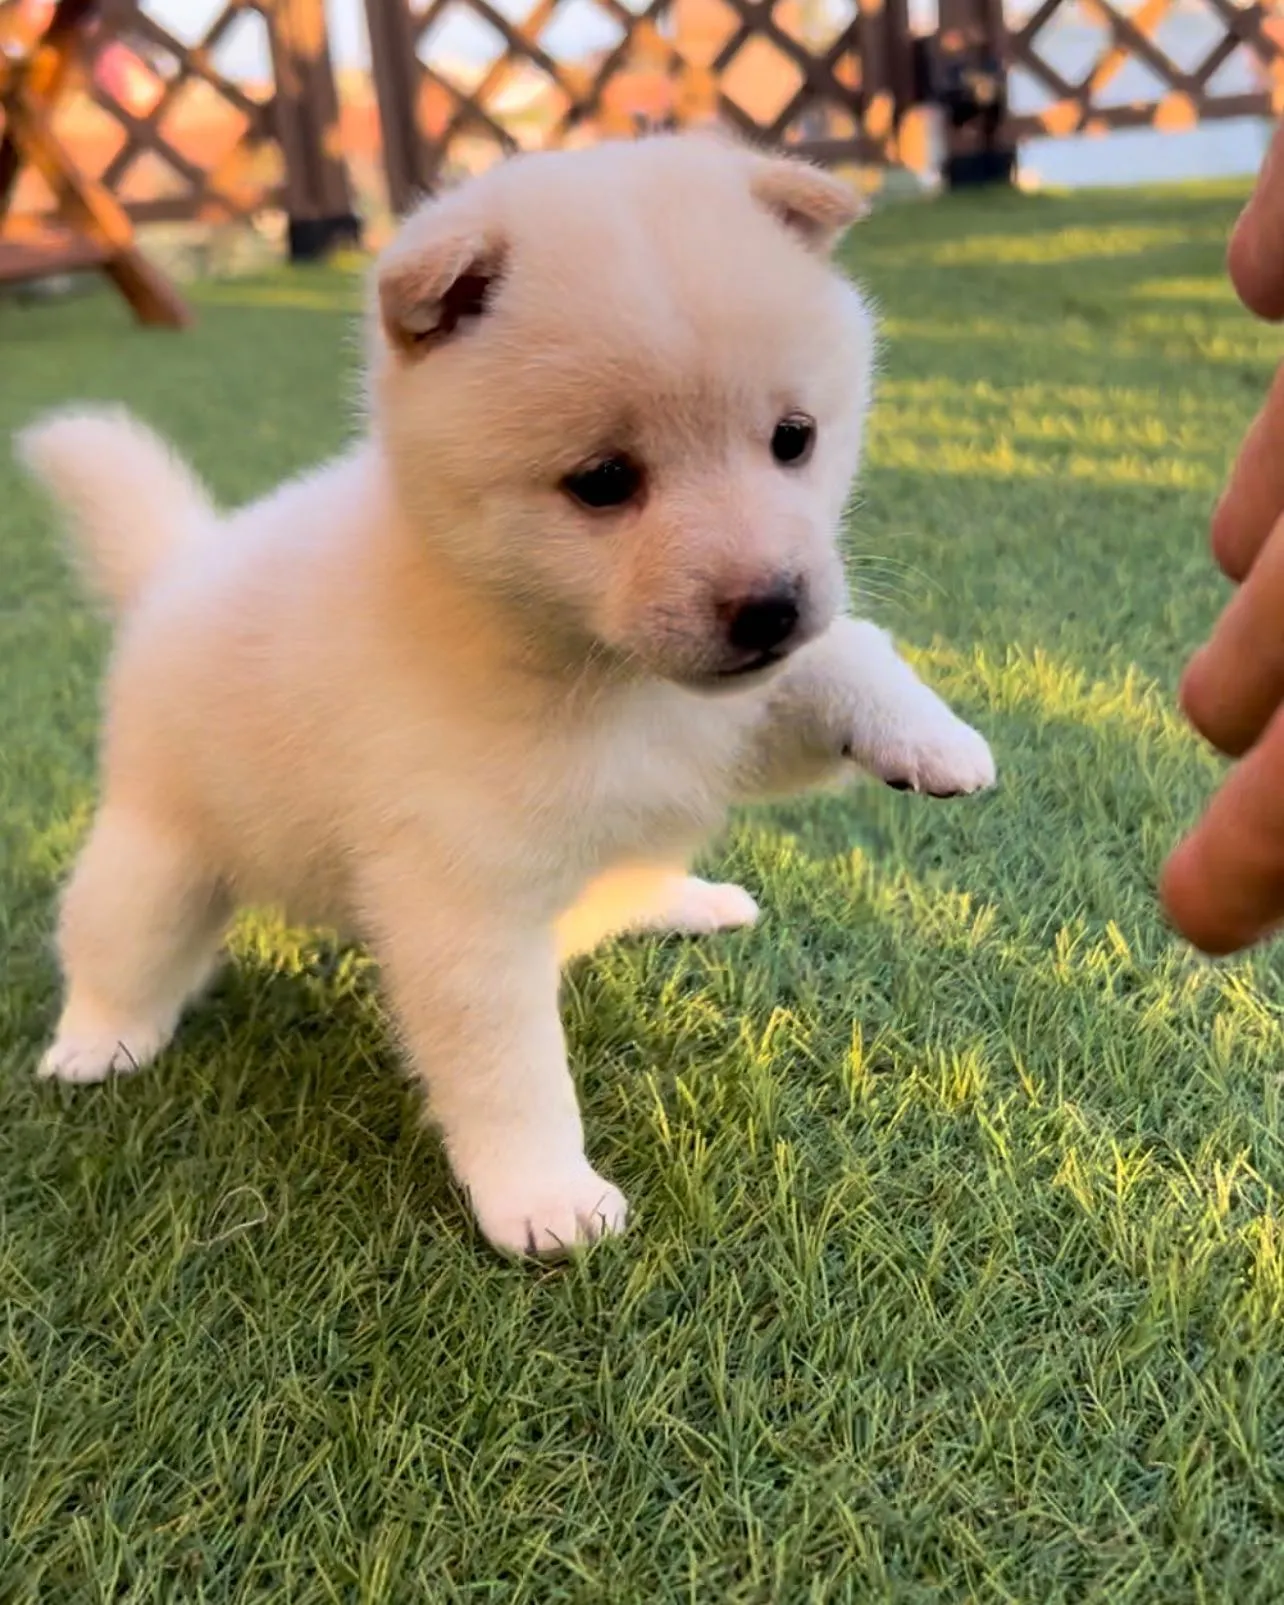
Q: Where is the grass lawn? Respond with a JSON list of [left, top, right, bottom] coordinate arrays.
[[4, 179, 1284, 1603]]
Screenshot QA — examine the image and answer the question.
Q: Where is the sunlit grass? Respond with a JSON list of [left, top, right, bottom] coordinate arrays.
[[919, 220, 1227, 267], [1130, 274, 1238, 303], [192, 281, 364, 315], [870, 433, 1220, 489], [4, 177, 1284, 1600], [911, 645, 1203, 748]]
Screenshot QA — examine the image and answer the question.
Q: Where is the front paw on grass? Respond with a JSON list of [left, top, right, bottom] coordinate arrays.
[[468, 1164, 629, 1260], [885, 777, 967, 799]]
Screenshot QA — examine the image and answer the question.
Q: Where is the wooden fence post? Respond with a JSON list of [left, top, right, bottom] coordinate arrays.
[[364, 0, 426, 216], [933, 0, 1015, 187], [267, 0, 361, 258]]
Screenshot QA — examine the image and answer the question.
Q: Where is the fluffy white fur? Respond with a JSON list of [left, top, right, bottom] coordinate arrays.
[[18, 134, 994, 1257]]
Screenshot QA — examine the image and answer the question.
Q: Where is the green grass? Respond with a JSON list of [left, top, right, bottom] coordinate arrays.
[[4, 179, 1284, 1603]]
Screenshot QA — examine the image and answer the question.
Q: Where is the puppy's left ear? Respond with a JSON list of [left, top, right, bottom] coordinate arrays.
[[376, 206, 508, 359], [750, 156, 865, 254]]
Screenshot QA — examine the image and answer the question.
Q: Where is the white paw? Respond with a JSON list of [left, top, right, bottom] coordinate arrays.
[[38, 1016, 170, 1084], [852, 698, 996, 798], [662, 877, 760, 935], [467, 1160, 629, 1259]]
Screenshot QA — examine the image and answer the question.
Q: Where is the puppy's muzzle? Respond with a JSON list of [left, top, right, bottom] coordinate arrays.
[[715, 581, 805, 679]]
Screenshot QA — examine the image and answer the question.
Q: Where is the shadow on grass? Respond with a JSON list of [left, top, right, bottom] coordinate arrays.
[[0, 199, 1271, 1187], [11, 180, 1284, 1600], [5, 641, 1271, 1241], [2, 177, 1267, 1208]]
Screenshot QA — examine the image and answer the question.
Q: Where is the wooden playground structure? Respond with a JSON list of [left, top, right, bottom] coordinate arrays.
[[0, 0, 192, 323], [3, 0, 1283, 325]]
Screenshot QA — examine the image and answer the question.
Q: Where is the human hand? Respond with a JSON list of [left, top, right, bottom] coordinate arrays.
[[1161, 120, 1284, 953]]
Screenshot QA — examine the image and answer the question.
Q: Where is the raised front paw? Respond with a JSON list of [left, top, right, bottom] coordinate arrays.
[[846, 697, 996, 799], [465, 1158, 629, 1259]]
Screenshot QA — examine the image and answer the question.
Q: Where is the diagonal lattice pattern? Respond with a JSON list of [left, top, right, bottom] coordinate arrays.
[[366, 0, 916, 208], [90, 0, 278, 222], [10, 0, 351, 226], [1007, 0, 1284, 141]]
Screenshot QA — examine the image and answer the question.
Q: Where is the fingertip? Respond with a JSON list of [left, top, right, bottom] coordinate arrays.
[[1228, 125, 1284, 320], [1207, 365, 1284, 582], [1210, 490, 1252, 582], [1177, 647, 1255, 760], [1160, 835, 1253, 957], [1177, 651, 1209, 733], [1227, 219, 1284, 322], [1161, 707, 1284, 957], [1158, 840, 1210, 952]]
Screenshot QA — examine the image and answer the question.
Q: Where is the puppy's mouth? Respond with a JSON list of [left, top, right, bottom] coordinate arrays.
[[714, 649, 785, 681], [680, 648, 792, 693]]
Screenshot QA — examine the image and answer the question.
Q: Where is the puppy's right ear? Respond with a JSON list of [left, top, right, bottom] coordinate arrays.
[[377, 211, 507, 359]]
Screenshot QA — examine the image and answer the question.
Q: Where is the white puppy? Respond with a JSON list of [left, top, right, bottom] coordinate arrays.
[[19, 134, 994, 1256]]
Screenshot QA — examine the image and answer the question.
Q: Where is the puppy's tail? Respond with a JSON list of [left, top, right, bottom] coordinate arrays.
[[16, 406, 216, 616]]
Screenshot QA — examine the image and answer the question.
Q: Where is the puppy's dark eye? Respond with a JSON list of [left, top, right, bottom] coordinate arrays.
[[771, 414, 816, 466], [562, 454, 644, 511]]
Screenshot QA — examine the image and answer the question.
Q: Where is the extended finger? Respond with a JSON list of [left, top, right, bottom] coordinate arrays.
[[1228, 119, 1284, 321], [1210, 359, 1284, 582], [1182, 510, 1284, 756], [1161, 704, 1284, 954]]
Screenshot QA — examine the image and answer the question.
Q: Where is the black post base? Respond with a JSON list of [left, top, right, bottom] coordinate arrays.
[[287, 212, 363, 263], [944, 149, 1016, 190]]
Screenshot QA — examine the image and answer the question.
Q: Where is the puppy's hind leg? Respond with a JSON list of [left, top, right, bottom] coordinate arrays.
[[40, 805, 229, 1084], [556, 863, 760, 963]]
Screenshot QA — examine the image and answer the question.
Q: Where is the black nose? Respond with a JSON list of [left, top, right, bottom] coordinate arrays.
[[725, 589, 801, 656]]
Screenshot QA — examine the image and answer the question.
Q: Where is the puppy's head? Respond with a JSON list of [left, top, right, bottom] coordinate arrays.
[[369, 134, 873, 689]]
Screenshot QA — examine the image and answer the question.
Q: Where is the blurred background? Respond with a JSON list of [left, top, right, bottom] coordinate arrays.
[[2, 0, 1281, 298]]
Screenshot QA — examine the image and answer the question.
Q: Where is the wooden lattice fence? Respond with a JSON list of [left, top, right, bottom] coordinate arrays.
[[5, 0, 356, 249], [6, 0, 1284, 268], [1007, 0, 1284, 142], [363, 0, 1284, 207], [363, 0, 923, 213]]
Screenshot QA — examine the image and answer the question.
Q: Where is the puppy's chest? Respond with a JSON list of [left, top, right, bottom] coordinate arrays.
[[545, 700, 742, 862]]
